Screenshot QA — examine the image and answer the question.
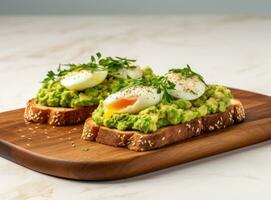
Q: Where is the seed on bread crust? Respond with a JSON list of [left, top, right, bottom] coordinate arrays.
[[24, 98, 96, 126]]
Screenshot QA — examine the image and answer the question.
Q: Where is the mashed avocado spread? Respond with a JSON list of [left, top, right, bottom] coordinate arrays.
[[92, 85, 233, 133], [37, 67, 153, 108]]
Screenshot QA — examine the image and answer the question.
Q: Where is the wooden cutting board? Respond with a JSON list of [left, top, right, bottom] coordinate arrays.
[[0, 89, 270, 180]]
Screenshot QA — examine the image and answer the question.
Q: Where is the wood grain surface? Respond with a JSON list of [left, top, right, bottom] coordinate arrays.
[[0, 88, 270, 181]]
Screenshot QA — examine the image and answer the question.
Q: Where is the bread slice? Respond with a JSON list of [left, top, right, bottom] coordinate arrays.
[[24, 98, 96, 126], [82, 99, 245, 151]]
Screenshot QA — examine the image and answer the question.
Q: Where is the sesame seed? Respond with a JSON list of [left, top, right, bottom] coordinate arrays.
[[162, 137, 165, 141], [82, 148, 89, 152]]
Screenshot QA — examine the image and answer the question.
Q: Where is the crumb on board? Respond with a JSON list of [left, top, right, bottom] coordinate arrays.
[[81, 148, 90, 152]]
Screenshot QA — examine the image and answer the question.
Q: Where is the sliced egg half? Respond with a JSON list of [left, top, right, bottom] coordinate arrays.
[[103, 86, 162, 119], [60, 70, 108, 91], [166, 72, 206, 100], [126, 67, 143, 79], [111, 66, 143, 79]]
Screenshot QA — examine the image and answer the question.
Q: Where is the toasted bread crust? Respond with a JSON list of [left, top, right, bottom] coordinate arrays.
[[24, 98, 96, 126], [82, 100, 245, 151]]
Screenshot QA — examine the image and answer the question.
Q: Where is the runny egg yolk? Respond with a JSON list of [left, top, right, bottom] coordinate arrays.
[[104, 97, 137, 119]]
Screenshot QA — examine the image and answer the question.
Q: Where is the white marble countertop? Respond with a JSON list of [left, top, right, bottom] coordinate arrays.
[[0, 15, 270, 200]]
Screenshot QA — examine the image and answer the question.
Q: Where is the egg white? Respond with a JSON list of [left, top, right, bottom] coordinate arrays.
[[166, 72, 206, 100], [103, 86, 162, 116], [60, 70, 108, 91], [111, 66, 143, 79], [126, 67, 143, 79]]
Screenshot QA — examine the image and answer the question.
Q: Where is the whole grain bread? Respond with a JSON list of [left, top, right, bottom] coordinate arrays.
[[24, 98, 96, 126], [82, 99, 245, 151]]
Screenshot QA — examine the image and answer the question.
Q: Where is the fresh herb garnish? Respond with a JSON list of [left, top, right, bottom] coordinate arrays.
[[42, 70, 56, 83], [99, 56, 136, 74], [169, 65, 206, 85], [132, 76, 176, 102], [42, 52, 136, 83]]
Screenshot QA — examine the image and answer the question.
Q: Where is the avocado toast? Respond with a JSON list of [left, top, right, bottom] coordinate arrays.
[[24, 53, 154, 125], [82, 66, 245, 151]]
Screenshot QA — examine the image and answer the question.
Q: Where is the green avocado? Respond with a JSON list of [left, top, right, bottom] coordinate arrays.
[[92, 85, 233, 133], [37, 67, 154, 108]]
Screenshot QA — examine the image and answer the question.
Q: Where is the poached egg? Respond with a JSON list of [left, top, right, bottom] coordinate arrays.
[[166, 72, 206, 100], [111, 66, 143, 79], [60, 70, 108, 91], [103, 86, 162, 118]]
